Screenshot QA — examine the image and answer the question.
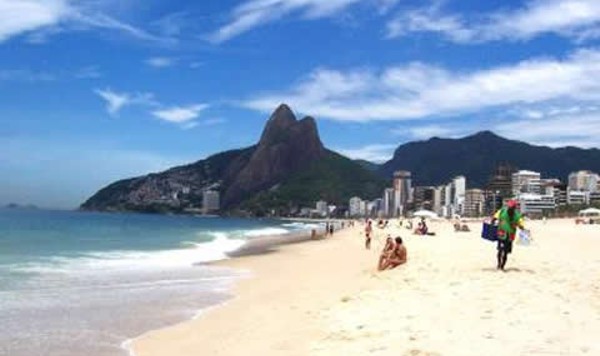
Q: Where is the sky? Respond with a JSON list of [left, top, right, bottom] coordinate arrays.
[[1, 0, 599, 208]]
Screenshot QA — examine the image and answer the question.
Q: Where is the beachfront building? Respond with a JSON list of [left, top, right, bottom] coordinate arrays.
[[413, 186, 435, 210], [589, 192, 600, 206], [541, 179, 567, 207], [464, 189, 485, 217], [382, 188, 394, 217], [512, 170, 541, 196], [569, 170, 599, 192], [567, 190, 588, 205], [518, 193, 556, 216], [349, 197, 362, 217], [393, 170, 412, 216], [439, 176, 466, 217], [486, 163, 517, 214], [316, 200, 328, 217], [202, 190, 220, 213], [433, 186, 443, 216]]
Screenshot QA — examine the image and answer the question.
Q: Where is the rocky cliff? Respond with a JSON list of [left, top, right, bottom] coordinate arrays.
[[81, 104, 385, 215]]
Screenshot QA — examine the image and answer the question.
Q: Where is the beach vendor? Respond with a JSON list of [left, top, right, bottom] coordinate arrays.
[[491, 200, 526, 271]]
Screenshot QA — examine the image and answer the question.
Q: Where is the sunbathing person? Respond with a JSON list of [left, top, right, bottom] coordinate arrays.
[[377, 236, 395, 271], [381, 237, 407, 270]]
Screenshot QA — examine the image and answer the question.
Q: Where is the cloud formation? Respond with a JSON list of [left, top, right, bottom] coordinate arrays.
[[387, 0, 600, 43], [242, 48, 600, 122], [334, 143, 397, 163], [94, 88, 157, 116], [0, 0, 169, 44], [152, 104, 209, 123], [145, 57, 177, 68], [208, 0, 369, 43]]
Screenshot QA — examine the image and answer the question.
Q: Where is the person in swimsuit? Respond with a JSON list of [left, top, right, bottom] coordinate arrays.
[[365, 220, 373, 249], [381, 237, 407, 270], [377, 235, 395, 271]]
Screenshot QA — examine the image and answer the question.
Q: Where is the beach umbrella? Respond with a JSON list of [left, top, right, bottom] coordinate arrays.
[[413, 210, 439, 219]]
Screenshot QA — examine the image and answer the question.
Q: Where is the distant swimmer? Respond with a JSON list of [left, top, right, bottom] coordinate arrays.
[[492, 200, 527, 271], [365, 220, 373, 249], [380, 237, 407, 270]]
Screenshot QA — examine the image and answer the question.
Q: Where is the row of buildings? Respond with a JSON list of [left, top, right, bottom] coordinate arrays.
[[346, 167, 600, 218]]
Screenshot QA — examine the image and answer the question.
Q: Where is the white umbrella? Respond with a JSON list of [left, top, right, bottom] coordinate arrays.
[[413, 210, 439, 219]]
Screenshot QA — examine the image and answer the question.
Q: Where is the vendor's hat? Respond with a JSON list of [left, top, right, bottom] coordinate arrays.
[[507, 199, 518, 208]]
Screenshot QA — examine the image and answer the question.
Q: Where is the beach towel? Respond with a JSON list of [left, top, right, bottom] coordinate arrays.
[[481, 222, 498, 242]]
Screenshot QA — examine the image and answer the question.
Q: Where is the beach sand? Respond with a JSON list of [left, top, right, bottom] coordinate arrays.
[[132, 219, 600, 356]]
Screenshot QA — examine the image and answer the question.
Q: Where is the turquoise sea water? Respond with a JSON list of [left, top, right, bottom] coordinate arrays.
[[0, 209, 320, 356]]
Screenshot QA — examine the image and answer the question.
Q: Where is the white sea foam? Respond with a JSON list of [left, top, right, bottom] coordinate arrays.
[[12, 235, 246, 275], [242, 227, 289, 237]]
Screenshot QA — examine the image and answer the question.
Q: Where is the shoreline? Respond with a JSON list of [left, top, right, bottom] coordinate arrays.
[[131, 218, 600, 356]]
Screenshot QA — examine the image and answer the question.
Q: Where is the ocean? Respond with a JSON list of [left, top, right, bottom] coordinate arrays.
[[0, 209, 322, 356]]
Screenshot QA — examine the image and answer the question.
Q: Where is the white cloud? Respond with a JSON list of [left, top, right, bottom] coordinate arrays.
[[152, 104, 209, 123], [208, 0, 364, 43], [334, 144, 397, 163], [0, 0, 70, 42], [242, 48, 600, 122], [0, 0, 169, 44], [74, 65, 102, 79], [387, 0, 600, 43], [495, 111, 600, 148], [94, 88, 157, 116], [145, 57, 177, 68]]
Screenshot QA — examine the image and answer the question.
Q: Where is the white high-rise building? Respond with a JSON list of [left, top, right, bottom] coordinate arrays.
[[464, 189, 485, 217], [569, 171, 599, 192], [453, 176, 466, 216], [316, 200, 328, 216], [518, 193, 556, 215], [393, 171, 412, 216], [512, 170, 541, 196], [383, 188, 394, 217], [349, 197, 362, 217]]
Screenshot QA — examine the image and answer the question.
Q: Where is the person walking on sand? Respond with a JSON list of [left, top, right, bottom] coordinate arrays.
[[492, 200, 526, 271], [365, 220, 373, 249], [381, 237, 407, 270]]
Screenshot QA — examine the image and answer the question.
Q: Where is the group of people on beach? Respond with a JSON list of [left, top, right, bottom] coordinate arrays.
[[361, 198, 529, 272], [363, 219, 407, 270]]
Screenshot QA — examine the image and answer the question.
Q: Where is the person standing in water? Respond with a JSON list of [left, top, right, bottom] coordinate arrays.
[[492, 200, 526, 271]]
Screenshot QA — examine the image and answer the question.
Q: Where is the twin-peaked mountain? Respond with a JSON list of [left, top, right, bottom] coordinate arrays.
[[81, 105, 600, 215], [81, 104, 386, 215]]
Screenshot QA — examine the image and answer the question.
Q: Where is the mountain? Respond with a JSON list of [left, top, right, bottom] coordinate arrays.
[[379, 131, 600, 187], [81, 104, 386, 215]]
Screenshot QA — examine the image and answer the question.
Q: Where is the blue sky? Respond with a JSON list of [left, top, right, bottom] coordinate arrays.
[[1, 0, 599, 208]]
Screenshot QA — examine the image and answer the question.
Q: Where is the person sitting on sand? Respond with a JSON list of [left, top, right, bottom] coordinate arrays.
[[381, 237, 407, 270], [365, 220, 373, 249], [377, 235, 395, 271]]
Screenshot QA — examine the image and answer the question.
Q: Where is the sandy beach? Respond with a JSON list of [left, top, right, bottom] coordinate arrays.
[[132, 219, 600, 356]]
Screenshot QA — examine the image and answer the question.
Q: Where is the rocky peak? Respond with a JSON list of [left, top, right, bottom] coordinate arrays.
[[223, 105, 325, 206]]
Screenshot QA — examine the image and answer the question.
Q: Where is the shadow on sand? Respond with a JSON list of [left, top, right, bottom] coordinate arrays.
[[481, 267, 536, 274]]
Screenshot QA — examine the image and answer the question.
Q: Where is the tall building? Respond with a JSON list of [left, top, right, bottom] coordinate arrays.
[[512, 170, 541, 195], [349, 197, 362, 217], [202, 190, 220, 213], [453, 176, 466, 216], [316, 200, 328, 216], [433, 186, 443, 216], [413, 186, 435, 210], [541, 179, 567, 206], [382, 188, 394, 217], [464, 189, 485, 217], [568, 171, 599, 192], [393, 171, 412, 216], [567, 190, 588, 205]]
